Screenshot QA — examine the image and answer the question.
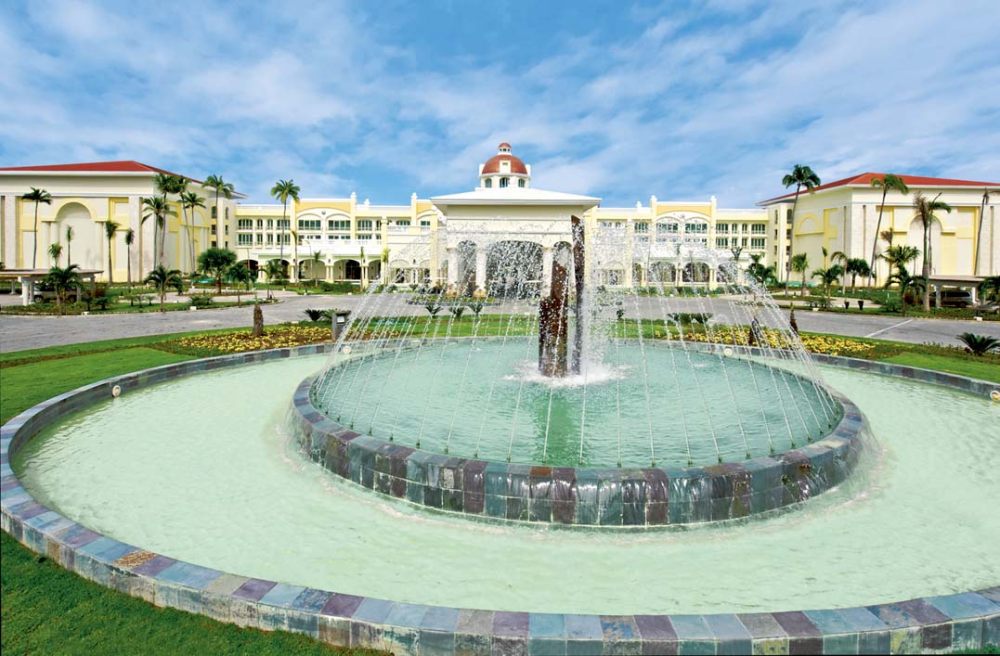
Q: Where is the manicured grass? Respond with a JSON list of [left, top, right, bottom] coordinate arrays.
[[883, 352, 1000, 383], [0, 533, 364, 655], [0, 348, 195, 422]]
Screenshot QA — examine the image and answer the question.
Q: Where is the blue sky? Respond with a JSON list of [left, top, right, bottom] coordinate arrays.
[[2, 0, 998, 206]]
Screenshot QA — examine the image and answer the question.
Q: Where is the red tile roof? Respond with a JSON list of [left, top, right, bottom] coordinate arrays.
[[759, 172, 1000, 204], [0, 160, 202, 183]]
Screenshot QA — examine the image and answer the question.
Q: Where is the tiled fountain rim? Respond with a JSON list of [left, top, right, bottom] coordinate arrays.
[[293, 344, 862, 527], [1, 344, 997, 654]]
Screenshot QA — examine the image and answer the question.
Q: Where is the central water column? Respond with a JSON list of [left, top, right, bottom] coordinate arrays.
[[539, 216, 585, 377]]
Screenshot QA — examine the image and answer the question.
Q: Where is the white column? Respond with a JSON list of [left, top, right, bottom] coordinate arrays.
[[475, 248, 487, 291], [541, 246, 553, 294], [3, 195, 17, 267], [447, 248, 459, 285]]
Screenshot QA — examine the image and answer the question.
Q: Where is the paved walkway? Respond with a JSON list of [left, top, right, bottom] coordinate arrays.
[[2, 291, 998, 353]]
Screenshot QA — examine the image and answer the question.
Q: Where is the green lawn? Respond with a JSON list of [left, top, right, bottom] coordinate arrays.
[[883, 352, 1000, 383]]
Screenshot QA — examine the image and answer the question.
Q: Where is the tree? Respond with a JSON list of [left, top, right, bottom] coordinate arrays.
[[881, 244, 920, 280], [181, 191, 206, 274], [226, 261, 253, 304], [263, 258, 286, 300], [812, 264, 844, 306], [270, 179, 300, 281], [780, 164, 821, 271], [829, 249, 848, 287], [48, 242, 62, 266], [104, 221, 120, 284], [65, 225, 74, 266], [868, 174, 909, 286], [153, 174, 181, 265], [203, 174, 234, 248], [979, 276, 1000, 303], [124, 228, 135, 287], [790, 253, 810, 297], [844, 258, 871, 293], [43, 264, 81, 315], [145, 265, 183, 312], [974, 188, 996, 276], [197, 247, 238, 295], [747, 253, 777, 287], [142, 196, 174, 268], [23, 187, 52, 269], [886, 265, 925, 316], [912, 193, 952, 311]]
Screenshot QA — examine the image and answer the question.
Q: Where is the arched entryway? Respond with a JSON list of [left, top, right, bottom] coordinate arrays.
[[55, 203, 97, 270], [486, 240, 542, 297]]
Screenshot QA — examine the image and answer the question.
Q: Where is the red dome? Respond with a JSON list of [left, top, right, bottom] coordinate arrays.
[[482, 154, 528, 175]]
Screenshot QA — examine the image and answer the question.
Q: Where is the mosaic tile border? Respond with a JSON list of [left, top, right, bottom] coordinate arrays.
[[3, 344, 999, 655], [290, 351, 864, 526]]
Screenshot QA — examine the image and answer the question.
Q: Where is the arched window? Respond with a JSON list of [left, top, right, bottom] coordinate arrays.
[[484, 179, 492, 188], [518, 178, 525, 188], [499, 177, 509, 188]]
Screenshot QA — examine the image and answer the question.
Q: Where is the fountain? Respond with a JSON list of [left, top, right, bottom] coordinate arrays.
[[292, 213, 865, 526]]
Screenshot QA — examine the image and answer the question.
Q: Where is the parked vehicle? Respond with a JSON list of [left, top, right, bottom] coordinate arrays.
[[939, 289, 974, 308]]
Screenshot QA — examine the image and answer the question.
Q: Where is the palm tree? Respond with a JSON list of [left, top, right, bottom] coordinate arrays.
[[290, 229, 299, 283], [912, 193, 952, 311], [886, 264, 925, 316], [142, 196, 174, 268], [124, 228, 135, 287], [226, 261, 253, 304], [197, 247, 237, 295], [270, 179, 300, 281], [979, 276, 1000, 303], [104, 221, 120, 284], [181, 191, 206, 274], [310, 250, 324, 284], [23, 187, 52, 269], [957, 333, 999, 356], [780, 164, 821, 271], [203, 174, 235, 248], [262, 258, 285, 300], [812, 264, 844, 307], [974, 188, 996, 276], [43, 264, 81, 315], [145, 265, 183, 312], [844, 258, 871, 293], [790, 253, 810, 297], [48, 242, 63, 266], [747, 253, 777, 287], [65, 225, 74, 266], [882, 244, 920, 279], [868, 174, 909, 286], [153, 174, 185, 266]]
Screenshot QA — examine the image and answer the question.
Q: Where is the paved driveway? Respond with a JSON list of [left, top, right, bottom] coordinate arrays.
[[2, 291, 998, 353]]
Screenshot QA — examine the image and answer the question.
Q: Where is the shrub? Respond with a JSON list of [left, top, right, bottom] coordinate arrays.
[[190, 294, 215, 308], [449, 305, 466, 319], [667, 312, 712, 325], [880, 297, 903, 314], [957, 333, 1000, 356], [425, 302, 442, 316], [303, 308, 324, 322]]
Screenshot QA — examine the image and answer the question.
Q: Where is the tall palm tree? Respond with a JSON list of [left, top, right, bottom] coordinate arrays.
[[65, 225, 74, 267], [290, 229, 299, 282], [144, 265, 183, 312], [181, 191, 206, 273], [780, 164, 821, 275], [912, 193, 952, 311], [310, 250, 324, 284], [104, 221, 120, 284], [790, 253, 810, 297], [48, 242, 63, 266], [881, 244, 920, 280], [812, 264, 844, 306], [23, 187, 52, 269], [43, 264, 81, 315], [153, 174, 185, 267], [974, 188, 995, 276], [142, 196, 174, 268], [829, 249, 848, 288], [886, 264, 925, 316], [868, 174, 910, 286], [124, 228, 135, 287], [203, 174, 234, 248], [270, 179, 300, 281]]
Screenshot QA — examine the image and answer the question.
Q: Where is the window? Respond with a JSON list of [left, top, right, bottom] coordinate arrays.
[[499, 177, 509, 188], [266, 234, 274, 244], [276, 219, 289, 229], [256, 234, 262, 245], [237, 219, 253, 230], [518, 179, 525, 188], [237, 234, 253, 245], [741, 223, 749, 233], [751, 224, 766, 235], [657, 222, 679, 233], [224, 226, 228, 235], [267, 220, 274, 229], [211, 206, 218, 219], [716, 223, 728, 234], [211, 225, 217, 234], [686, 222, 707, 234], [751, 237, 765, 249], [328, 219, 351, 231], [634, 222, 649, 233], [257, 219, 264, 229], [225, 208, 229, 220], [298, 219, 321, 231], [394, 220, 410, 227], [357, 220, 374, 230], [420, 219, 431, 227], [485, 179, 492, 188], [717, 237, 729, 248]]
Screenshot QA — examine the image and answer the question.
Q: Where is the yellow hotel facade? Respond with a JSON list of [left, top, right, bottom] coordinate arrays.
[[1, 144, 996, 289]]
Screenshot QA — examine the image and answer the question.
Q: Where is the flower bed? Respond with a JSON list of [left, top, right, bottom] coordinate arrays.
[[165, 326, 332, 356]]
